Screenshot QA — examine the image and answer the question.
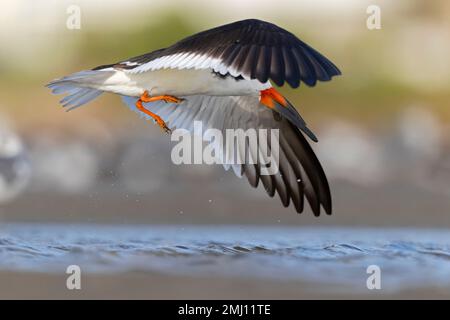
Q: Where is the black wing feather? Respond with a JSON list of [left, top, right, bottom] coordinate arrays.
[[233, 45, 251, 71], [242, 113, 331, 216], [243, 44, 259, 77], [221, 44, 241, 66], [291, 47, 316, 86], [282, 46, 300, 88], [270, 46, 285, 86], [99, 19, 341, 87], [254, 45, 271, 83]]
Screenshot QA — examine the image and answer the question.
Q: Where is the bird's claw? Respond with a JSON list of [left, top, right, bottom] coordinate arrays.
[[161, 123, 172, 134], [162, 96, 184, 104]]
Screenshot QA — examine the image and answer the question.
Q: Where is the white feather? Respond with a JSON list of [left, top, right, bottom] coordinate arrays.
[[127, 52, 247, 80]]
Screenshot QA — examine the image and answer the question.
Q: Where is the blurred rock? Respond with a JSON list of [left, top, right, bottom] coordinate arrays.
[[119, 137, 172, 193], [396, 106, 442, 162], [0, 122, 30, 204], [28, 134, 99, 193], [315, 120, 387, 186], [381, 106, 444, 189]]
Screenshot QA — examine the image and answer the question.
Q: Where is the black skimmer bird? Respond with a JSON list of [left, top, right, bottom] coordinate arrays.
[[47, 19, 341, 216]]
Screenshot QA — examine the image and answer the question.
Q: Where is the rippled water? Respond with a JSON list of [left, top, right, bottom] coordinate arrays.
[[1, 224, 450, 293]]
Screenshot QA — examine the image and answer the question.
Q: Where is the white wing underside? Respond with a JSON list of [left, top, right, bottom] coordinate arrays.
[[121, 95, 277, 176], [120, 93, 332, 217]]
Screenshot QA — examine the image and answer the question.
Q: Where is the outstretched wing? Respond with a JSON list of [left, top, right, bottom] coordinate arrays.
[[121, 94, 332, 216], [96, 19, 341, 88]]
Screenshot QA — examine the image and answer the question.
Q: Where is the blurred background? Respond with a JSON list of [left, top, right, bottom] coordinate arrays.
[[1, 0, 449, 226], [0, 0, 450, 299]]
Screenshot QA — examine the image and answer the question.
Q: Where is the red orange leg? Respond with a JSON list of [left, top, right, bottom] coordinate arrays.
[[140, 91, 184, 104], [135, 93, 172, 134]]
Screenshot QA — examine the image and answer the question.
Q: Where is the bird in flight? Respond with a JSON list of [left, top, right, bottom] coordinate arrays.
[[47, 19, 341, 216]]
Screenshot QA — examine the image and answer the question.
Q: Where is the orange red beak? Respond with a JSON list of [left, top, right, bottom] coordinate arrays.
[[259, 88, 288, 109]]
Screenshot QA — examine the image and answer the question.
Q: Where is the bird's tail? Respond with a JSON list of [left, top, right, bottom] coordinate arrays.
[[46, 70, 113, 111]]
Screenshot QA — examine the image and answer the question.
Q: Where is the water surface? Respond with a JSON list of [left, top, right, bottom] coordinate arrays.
[[1, 224, 450, 293]]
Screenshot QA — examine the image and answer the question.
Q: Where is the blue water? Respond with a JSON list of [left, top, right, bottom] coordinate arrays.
[[1, 224, 450, 293]]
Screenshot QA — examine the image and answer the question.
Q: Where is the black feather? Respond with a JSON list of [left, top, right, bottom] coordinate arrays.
[[291, 47, 317, 86], [270, 46, 285, 86], [233, 45, 251, 72], [254, 46, 271, 83], [282, 46, 300, 88], [95, 19, 341, 87], [243, 45, 259, 78]]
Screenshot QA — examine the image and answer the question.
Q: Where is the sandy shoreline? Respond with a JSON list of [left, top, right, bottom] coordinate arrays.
[[1, 271, 449, 300]]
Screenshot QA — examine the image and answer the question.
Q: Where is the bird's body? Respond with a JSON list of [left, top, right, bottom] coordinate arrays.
[[92, 68, 269, 97], [47, 19, 341, 216]]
